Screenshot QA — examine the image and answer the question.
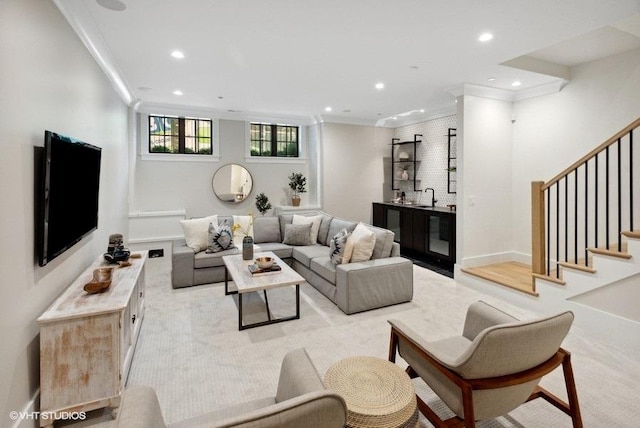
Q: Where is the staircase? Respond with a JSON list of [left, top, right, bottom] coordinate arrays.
[[460, 118, 640, 354]]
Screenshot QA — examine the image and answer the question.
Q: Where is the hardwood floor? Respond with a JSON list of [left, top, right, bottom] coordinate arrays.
[[461, 261, 538, 296]]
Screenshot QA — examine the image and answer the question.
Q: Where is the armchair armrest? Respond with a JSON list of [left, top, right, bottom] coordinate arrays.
[[462, 301, 518, 341], [276, 348, 324, 402]]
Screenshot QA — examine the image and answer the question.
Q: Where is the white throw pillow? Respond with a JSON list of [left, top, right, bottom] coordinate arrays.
[[347, 222, 377, 262], [180, 215, 218, 253], [232, 215, 254, 241], [292, 214, 323, 244]]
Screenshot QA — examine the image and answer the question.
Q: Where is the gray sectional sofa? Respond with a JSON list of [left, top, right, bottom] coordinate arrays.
[[172, 211, 413, 315]]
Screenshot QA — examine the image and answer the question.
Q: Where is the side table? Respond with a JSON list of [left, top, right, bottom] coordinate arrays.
[[324, 356, 418, 428]]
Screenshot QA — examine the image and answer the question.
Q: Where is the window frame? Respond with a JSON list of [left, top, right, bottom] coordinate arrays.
[[141, 111, 220, 162], [245, 121, 306, 164]]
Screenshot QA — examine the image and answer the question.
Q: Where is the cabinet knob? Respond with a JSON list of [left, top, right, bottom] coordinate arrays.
[[132, 314, 136, 324], [139, 291, 143, 298]]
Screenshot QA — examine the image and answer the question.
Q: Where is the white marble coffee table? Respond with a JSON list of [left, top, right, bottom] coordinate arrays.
[[222, 251, 304, 330]]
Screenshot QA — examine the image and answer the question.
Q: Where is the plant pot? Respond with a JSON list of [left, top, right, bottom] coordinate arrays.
[[292, 195, 301, 206]]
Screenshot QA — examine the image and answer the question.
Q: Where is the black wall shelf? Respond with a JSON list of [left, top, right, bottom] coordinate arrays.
[[392, 134, 422, 191]]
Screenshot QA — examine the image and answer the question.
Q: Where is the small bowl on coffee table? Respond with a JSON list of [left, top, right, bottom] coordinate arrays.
[[255, 256, 275, 270]]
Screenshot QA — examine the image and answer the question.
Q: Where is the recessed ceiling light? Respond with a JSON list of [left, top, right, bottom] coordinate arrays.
[[96, 0, 126, 11], [512, 81, 522, 87], [375, 82, 385, 90], [217, 96, 224, 100], [173, 90, 183, 96], [419, 109, 425, 113], [171, 50, 184, 59], [392, 116, 398, 120], [478, 32, 493, 42], [325, 106, 332, 112], [488, 77, 496, 82]]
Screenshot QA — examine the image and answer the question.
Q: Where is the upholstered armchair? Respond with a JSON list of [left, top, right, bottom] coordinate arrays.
[[388, 301, 582, 428], [114, 348, 347, 428]]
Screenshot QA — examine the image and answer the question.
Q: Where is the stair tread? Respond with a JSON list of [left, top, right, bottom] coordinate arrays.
[[557, 261, 597, 273], [587, 247, 633, 259], [622, 230, 640, 239], [461, 263, 539, 296], [532, 273, 566, 286]]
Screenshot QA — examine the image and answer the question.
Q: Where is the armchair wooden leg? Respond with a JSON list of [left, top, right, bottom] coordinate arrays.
[[389, 328, 399, 363], [561, 351, 583, 428]]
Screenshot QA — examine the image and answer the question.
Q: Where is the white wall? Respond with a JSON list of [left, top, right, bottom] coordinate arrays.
[[460, 96, 514, 264], [0, 1, 130, 426], [511, 48, 640, 257], [320, 123, 393, 223], [132, 119, 311, 221]]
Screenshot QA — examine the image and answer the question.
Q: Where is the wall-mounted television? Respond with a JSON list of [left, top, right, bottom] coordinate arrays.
[[36, 130, 102, 266]]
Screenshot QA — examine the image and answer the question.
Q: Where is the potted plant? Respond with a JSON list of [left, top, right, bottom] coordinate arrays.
[[288, 172, 307, 206], [255, 192, 272, 215]]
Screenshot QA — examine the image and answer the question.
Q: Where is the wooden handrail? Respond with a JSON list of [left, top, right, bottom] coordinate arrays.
[[542, 117, 640, 190]]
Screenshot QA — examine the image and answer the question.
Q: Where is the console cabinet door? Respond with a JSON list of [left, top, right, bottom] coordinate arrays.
[[425, 212, 454, 261]]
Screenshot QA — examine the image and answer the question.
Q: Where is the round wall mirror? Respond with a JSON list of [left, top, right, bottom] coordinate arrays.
[[212, 164, 253, 203]]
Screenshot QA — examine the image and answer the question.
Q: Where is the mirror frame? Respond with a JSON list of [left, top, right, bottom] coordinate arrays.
[[211, 164, 253, 203]]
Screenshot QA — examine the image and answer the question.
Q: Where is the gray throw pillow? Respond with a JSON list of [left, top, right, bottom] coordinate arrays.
[[206, 220, 234, 253], [329, 228, 351, 265], [282, 223, 312, 246]]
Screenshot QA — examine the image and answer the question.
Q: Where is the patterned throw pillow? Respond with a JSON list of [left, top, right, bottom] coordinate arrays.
[[282, 223, 312, 246], [329, 228, 351, 265], [206, 220, 234, 253]]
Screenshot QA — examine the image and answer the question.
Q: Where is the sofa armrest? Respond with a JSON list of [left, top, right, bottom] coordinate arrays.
[[335, 257, 413, 314], [171, 239, 195, 289]]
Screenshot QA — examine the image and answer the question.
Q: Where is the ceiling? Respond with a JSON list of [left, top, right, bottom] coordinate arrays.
[[56, 0, 640, 127]]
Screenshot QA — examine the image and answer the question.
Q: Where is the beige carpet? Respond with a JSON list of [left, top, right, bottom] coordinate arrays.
[[69, 256, 640, 427]]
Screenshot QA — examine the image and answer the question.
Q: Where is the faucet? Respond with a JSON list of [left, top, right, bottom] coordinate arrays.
[[400, 191, 406, 203], [424, 188, 437, 207]]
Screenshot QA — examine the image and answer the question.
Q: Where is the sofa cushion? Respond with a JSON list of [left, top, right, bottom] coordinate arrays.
[[364, 224, 395, 259], [293, 214, 323, 244], [180, 215, 218, 253], [329, 228, 351, 265], [292, 245, 330, 267], [253, 216, 281, 243], [194, 247, 240, 268], [255, 242, 294, 260], [206, 220, 233, 253], [317, 214, 333, 246], [310, 256, 336, 284], [347, 222, 376, 263], [283, 223, 313, 246], [327, 218, 357, 243]]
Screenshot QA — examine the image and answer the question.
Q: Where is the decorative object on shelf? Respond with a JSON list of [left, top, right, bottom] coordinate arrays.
[[288, 172, 307, 206], [255, 192, 272, 215], [401, 167, 409, 181], [242, 236, 254, 260], [83, 267, 114, 294], [447, 128, 457, 194], [104, 233, 130, 263], [391, 134, 422, 191]]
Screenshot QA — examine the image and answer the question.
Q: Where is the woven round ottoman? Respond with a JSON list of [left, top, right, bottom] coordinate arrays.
[[324, 356, 418, 428]]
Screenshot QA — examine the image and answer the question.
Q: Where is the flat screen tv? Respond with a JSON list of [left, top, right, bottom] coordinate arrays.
[[36, 130, 102, 266]]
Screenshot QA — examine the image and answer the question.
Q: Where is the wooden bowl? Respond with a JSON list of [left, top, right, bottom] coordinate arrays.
[[93, 267, 113, 282], [84, 280, 111, 294], [255, 256, 274, 269]]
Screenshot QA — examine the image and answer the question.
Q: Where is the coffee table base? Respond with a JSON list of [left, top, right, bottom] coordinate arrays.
[[225, 266, 300, 330]]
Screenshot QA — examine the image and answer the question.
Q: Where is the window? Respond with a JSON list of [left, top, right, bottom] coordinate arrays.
[[149, 115, 212, 155], [250, 123, 299, 157]]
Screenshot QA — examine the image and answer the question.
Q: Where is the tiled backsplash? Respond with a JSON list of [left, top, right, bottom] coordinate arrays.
[[391, 115, 457, 207]]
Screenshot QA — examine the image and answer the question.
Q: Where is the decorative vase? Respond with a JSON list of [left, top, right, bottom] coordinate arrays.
[[242, 236, 254, 260], [292, 195, 301, 206], [401, 169, 409, 180]]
